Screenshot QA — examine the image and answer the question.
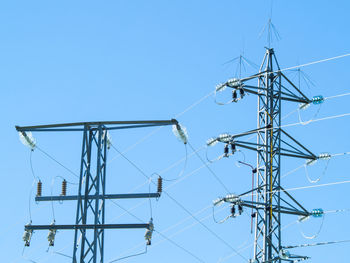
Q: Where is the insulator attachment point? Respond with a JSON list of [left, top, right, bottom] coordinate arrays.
[[312, 95, 324, 105], [157, 176, 162, 195], [36, 180, 42, 197], [61, 179, 67, 196], [311, 208, 324, 217]]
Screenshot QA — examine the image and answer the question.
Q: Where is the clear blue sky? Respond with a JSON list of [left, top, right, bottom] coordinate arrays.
[[1, 1, 350, 262]]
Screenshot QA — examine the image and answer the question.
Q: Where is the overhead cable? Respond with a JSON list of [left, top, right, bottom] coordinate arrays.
[[110, 143, 247, 261]]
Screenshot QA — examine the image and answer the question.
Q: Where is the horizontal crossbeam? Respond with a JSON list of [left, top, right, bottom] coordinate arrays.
[[25, 223, 150, 231], [15, 119, 178, 132], [237, 201, 309, 217], [35, 192, 160, 202]]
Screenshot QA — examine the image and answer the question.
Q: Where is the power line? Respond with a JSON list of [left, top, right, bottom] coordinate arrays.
[[109, 200, 207, 263], [110, 202, 214, 260], [240, 179, 350, 199], [227, 111, 350, 138], [108, 144, 313, 234], [109, 143, 248, 262], [36, 145, 79, 179], [109, 140, 350, 261], [324, 92, 350, 100], [154, 230, 207, 263], [107, 91, 214, 165], [283, 112, 350, 128], [187, 141, 231, 193], [218, 219, 300, 263], [283, 239, 350, 249], [278, 52, 350, 73]]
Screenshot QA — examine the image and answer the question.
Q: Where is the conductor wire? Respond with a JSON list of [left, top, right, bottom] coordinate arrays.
[[188, 141, 231, 193], [304, 158, 330, 184], [108, 200, 206, 263], [158, 143, 189, 182], [298, 215, 325, 239], [29, 150, 39, 181], [108, 246, 148, 263], [36, 145, 79, 179], [110, 142, 246, 261], [297, 104, 322, 125]]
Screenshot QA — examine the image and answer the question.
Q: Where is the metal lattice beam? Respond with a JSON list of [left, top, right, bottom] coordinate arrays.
[[17, 120, 175, 263]]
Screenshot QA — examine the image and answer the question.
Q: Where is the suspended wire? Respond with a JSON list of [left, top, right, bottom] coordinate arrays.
[[50, 178, 56, 222], [17, 243, 51, 263], [154, 230, 207, 263], [36, 145, 79, 179], [51, 251, 72, 259], [324, 92, 350, 100], [106, 142, 350, 261], [28, 150, 40, 223], [282, 149, 350, 181], [158, 145, 205, 176], [118, 204, 235, 263], [324, 208, 350, 214], [240, 178, 350, 200], [330, 151, 350, 157], [229, 111, 350, 137], [110, 143, 155, 219], [22, 256, 38, 263], [304, 158, 330, 184], [284, 239, 350, 249], [107, 201, 150, 263], [53, 175, 78, 185], [281, 52, 350, 72], [16, 52, 350, 263], [157, 143, 188, 182], [29, 150, 39, 181], [28, 179, 36, 223], [161, 190, 248, 261], [123, 162, 220, 230], [108, 146, 304, 231], [234, 150, 246, 168], [281, 108, 298, 121], [114, 204, 214, 260], [187, 141, 231, 193], [110, 143, 149, 180], [280, 90, 350, 123], [297, 104, 322, 125], [108, 199, 207, 263], [105, 52, 350, 173], [110, 171, 350, 263], [297, 103, 322, 125], [205, 145, 229, 163], [212, 205, 231, 224], [217, 219, 299, 263], [298, 215, 325, 240], [214, 90, 233, 106], [107, 144, 350, 251], [108, 246, 148, 263], [108, 91, 214, 166], [152, 204, 248, 253], [110, 142, 247, 261], [148, 177, 153, 218]]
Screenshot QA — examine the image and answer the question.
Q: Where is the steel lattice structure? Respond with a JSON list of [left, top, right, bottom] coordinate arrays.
[[213, 48, 322, 262], [17, 120, 177, 263]]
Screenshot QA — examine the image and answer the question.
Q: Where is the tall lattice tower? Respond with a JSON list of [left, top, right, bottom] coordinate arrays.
[[17, 120, 180, 263], [211, 48, 325, 262]]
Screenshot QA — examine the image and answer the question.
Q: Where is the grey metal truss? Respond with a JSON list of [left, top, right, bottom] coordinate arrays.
[[17, 120, 177, 263], [215, 48, 317, 263]]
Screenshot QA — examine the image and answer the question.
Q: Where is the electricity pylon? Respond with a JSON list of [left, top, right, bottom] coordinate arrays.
[[212, 48, 325, 262], [16, 120, 178, 263]]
